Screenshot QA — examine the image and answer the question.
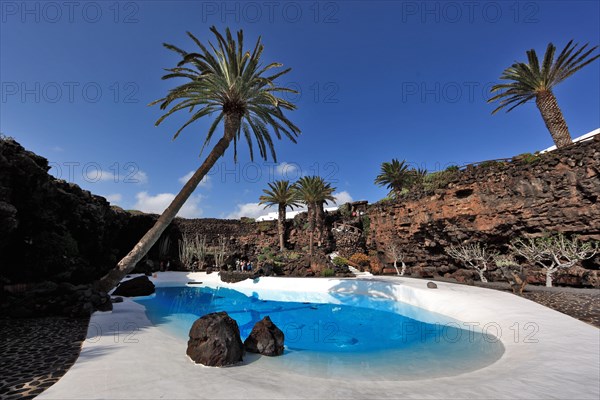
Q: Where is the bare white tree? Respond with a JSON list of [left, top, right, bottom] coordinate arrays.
[[512, 233, 598, 287], [446, 242, 497, 283], [178, 232, 195, 270], [214, 235, 228, 270], [178, 233, 207, 271], [386, 243, 407, 276], [193, 234, 207, 270]]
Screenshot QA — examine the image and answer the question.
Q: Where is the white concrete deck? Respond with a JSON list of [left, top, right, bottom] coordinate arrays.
[[39, 272, 599, 399]]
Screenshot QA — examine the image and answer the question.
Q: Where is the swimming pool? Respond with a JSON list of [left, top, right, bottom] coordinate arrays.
[[133, 284, 504, 380]]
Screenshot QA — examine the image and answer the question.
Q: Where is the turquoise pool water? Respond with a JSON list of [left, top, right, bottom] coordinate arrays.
[[134, 285, 504, 380]]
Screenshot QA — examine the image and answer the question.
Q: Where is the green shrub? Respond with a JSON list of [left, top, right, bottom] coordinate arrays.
[[258, 246, 279, 263], [361, 215, 370, 236], [321, 268, 335, 277], [514, 152, 540, 164], [257, 221, 272, 232], [478, 160, 505, 169], [262, 246, 273, 256], [422, 168, 460, 192], [338, 203, 352, 219], [286, 251, 301, 261], [332, 256, 349, 267]]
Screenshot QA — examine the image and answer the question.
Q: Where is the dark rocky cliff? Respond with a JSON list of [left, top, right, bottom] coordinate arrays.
[[1, 135, 598, 297], [0, 138, 133, 285], [367, 136, 600, 286]]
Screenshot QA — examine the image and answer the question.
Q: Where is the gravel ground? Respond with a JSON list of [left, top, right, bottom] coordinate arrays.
[[520, 291, 599, 328], [0, 316, 89, 400], [472, 281, 600, 328]]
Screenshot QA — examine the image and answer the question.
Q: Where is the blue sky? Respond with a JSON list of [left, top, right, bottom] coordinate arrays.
[[1, 1, 599, 219]]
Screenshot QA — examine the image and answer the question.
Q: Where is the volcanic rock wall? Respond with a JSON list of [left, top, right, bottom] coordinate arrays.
[[2, 135, 598, 289], [367, 136, 600, 286], [172, 214, 335, 263], [173, 218, 278, 262], [0, 138, 134, 285]]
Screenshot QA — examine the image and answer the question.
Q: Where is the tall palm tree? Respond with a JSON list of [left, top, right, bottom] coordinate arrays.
[[98, 26, 300, 291], [313, 178, 335, 247], [295, 176, 335, 255], [489, 40, 599, 148], [258, 180, 301, 252], [374, 159, 413, 198]]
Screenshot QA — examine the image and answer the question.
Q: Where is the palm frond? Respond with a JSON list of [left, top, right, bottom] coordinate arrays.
[[151, 26, 301, 162], [488, 40, 599, 113]]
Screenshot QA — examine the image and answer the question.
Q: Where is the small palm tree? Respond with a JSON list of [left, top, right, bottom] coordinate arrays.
[[295, 176, 336, 255], [259, 180, 301, 252], [98, 26, 300, 291], [374, 159, 413, 198], [410, 167, 428, 190], [489, 40, 599, 148]]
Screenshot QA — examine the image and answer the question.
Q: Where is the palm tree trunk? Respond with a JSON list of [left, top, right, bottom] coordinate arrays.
[[535, 90, 573, 148], [277, 204, 286, 252], [307, 205, 314, 256], [97, 115, 240, 292], [315, 203, 324, 246]]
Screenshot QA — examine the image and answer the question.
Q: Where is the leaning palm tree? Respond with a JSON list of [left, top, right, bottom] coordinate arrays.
[[489, 40, 599, 148], [295, 176, 335, 255], [374, 159, 413, 198], [98, 26, 300, 291], [259, 180, 301, 252]]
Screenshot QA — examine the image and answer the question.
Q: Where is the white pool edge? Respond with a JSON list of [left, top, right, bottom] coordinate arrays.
[[39, 272, 600, 399]]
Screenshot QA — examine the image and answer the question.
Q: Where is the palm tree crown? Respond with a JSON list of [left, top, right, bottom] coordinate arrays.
[[295, 176, 335, 207], [489, 40, 599, 148], [259, 180, 301, 252], [259, 180, 301, 210], [295, 176, 336, 255], [151, 26, 301, 161], [374, 159, 413, 198]]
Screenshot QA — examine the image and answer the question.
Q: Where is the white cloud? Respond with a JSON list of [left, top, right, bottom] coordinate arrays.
[[129, 170, 148, 184], [51, 146, 64, 152], [104, 193, 122, 204], [178, 170, 211, 188], [276, 162, 301, 179], [98, 170, 117, 182], [134, 191, 203, 218], [226, 202, 266, 219], [93, 169, 148, 184], [332, 191, 353, 206]]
